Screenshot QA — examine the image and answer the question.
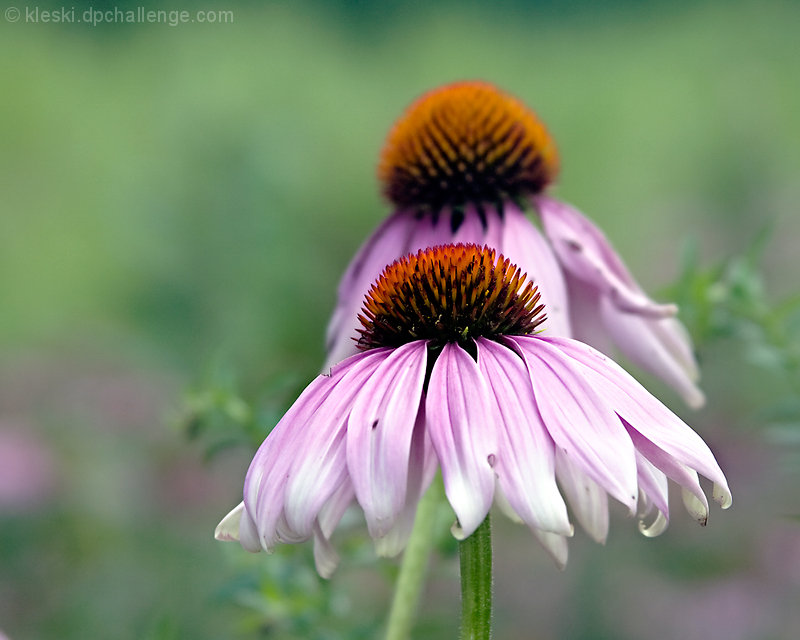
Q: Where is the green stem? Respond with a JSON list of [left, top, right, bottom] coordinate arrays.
[[385, 483, 440, 640], [459, 514, 493, 640]]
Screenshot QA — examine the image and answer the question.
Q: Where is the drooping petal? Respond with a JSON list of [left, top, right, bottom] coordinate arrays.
[[244, 349, 388, 550], [635, 452, 670, 537], [505, 336, 639, 513], [635, 451, 670, 522], [546, 335, 731, 509], [324, 212, 417, 369], [504, 201, 571, 336], [475, 338, 571, 536], [600, 297, 705, 408], [426, 342, 498, 539], [312, 480, 355, 579], [282, 353, 389, 539], [346, 341, 428, 538], [627, 425, 709, 525], [532, 530, 570, 570], [535, 195, 703, 406], [535, 196, 676, 317], [374, 402, 438, 557], [561, 272, 613, 353], [554, 449, 609, 544], [214, 502, 244, 542]]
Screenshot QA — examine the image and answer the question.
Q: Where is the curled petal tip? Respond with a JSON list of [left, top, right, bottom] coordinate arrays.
[[610, 291, 678, 319], [714, 483, 733, 510], [685, 388, 707, 410], [681, 488, 709, 526], [215, 502, 244, 542], [450, 519, 468, 541], [638, 510, 669, 538]]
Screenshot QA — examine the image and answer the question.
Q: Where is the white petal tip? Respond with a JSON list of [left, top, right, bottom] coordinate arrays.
[[450, 520, 468, 541], [638, 510, 669, 538], [684, 388, 707, 410], [681, 488, 708, 525], [214, 502, 244, 542], [713, 483, 733, 510], [313, 528, 340, 579]]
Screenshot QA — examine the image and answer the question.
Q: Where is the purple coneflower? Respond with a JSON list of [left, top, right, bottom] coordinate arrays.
[[217, 244, 730, 577], [325, 81, 704, 408]]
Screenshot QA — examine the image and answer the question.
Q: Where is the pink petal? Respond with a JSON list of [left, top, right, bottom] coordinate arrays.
[[546, 335, 731, 509], [374, 402, 438, 557], [312, 480, 355, 578], [532, 529, 570, 570], [324, 212, 417, 369], [505, 336, 639, 513], [535, 195, 676, 318], [346, 341, 428, 538], [244, 349, 387, 549], [554, 449, 609, 544], [599, 297, 705, 408], [504, 201, 571, 336], [426, 343, 497, 539], [475, 338, 571, 536], [282, 352, 388, 538], [635, 451, 670, 521]]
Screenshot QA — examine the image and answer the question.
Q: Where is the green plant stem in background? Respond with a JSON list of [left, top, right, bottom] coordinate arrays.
[[459, 515, 493, 640], [385, 482, 441, 640]]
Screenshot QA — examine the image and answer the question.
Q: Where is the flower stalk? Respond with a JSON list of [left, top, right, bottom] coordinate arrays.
[[385, 482, 441, 640], [459, 514, 493, 640]]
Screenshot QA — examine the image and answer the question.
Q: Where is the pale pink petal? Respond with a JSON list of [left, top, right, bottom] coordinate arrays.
[[546, 336, 731, 509], [562, 272, 612, 353], [312, 480, 355, 578], [600, 297, 705, 408], [426, 342, 497, 539], [635, 453, 670, 537], [346, 341, 428, 538], [475, 338, 571, 535], [324, 212, 417, 369], [532, 529, 570, 570], [626, 425, 709, 525], [554, 449, 609, 544], [244, 349, 388, 550], [535, 196, 676, 317], [505, 336, 639, 513], [238, 504, 262, 552], [312, 521, 340, 579], [214, 501, 244, 542], [635, 451, 670, 521], [504, 201, 571, 336], [374, 403, 438, 557], [283, 353, 388, 539]]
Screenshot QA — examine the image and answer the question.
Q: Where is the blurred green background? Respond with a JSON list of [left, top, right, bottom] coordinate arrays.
[[1, 1, 799, 638]]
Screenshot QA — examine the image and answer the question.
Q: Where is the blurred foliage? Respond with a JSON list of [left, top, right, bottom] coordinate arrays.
[[2, 0, 800, 639]]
